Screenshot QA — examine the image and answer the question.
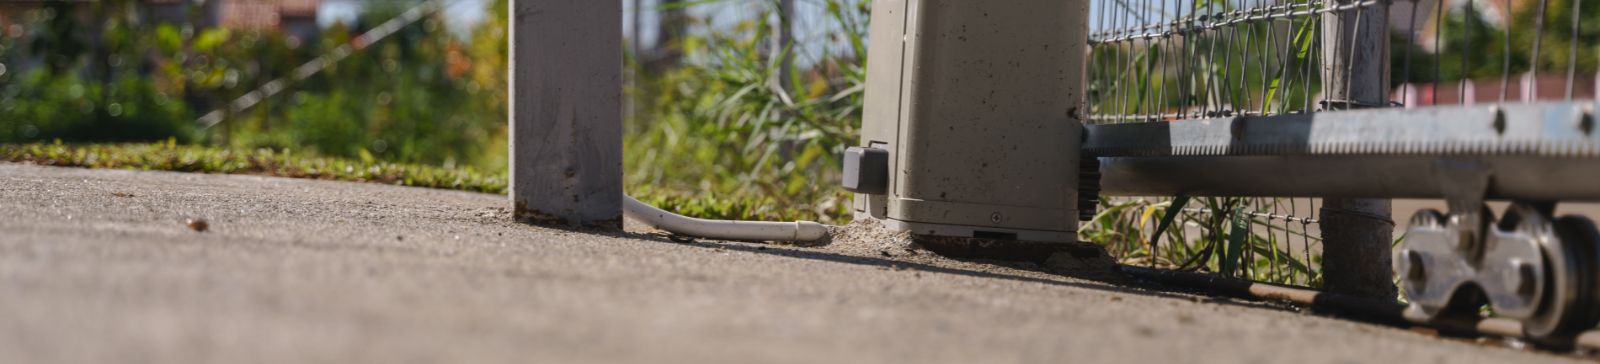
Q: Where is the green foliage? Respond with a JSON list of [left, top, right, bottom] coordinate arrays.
[[1393, 0, 1600, 85], [0, 0, 505, 171], [28, 1, 87, 74], [218, 2, 505, 172], [1509, 0, 1598, 76], [1, 71, 192, 143], [0, 0, 194, 144], [625, 0, 868, 224], [1088, 0, 1324, 120], [1083, 197, 1322, 286]]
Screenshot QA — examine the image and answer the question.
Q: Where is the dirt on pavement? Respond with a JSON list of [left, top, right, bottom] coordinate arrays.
[[0, 163, 1587, 364]]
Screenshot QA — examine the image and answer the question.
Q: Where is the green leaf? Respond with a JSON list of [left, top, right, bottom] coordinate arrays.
[[1223, 207, 1249, 277], [154, 24, 183, 54], [1265, 16, 1319, 113], [1149, 195, 1191, 264], [193, 29, 231, 52]]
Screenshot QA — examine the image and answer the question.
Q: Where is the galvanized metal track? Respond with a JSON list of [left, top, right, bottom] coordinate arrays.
[[1086, 102, 1600, 200], [1086, 102, 1598, 158]]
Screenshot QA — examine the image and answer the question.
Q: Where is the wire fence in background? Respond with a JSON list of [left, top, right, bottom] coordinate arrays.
[[1080, 0, 1592, 287]]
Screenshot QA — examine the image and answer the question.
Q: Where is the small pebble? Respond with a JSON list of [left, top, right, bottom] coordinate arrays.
[[186, 218, 209, 232]]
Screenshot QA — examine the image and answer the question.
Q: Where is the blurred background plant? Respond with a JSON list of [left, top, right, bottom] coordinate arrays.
[[623, 0, 867, 223], [0, 0, 507, 170]]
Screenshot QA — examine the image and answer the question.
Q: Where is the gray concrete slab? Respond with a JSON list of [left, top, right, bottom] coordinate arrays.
[[0, 164, 1583, 364]]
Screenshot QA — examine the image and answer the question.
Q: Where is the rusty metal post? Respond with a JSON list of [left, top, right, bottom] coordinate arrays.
[[1319, 0, 1396, 299], [509, 0, 623, 227]]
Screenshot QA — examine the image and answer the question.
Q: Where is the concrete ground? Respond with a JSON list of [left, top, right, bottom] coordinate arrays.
[[0, 163, 1587, 364]]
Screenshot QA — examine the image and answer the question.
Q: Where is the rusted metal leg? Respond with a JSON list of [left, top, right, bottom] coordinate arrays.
[[1320, 198, 1396, 299]]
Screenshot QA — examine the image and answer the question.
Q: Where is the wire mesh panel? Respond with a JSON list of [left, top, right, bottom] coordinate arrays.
[[1084, 196, 1326, 286], [1082, 0, 1358, 287], [1086, 0, 1348, 124]]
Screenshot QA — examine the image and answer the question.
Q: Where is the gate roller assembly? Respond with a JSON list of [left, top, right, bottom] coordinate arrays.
[[840, 0, 1600, 348]]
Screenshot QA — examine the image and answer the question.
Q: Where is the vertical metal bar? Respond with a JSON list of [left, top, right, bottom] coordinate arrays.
[[778, 0, 796, 92], [1239, 3, 1256, 112], [1433, 0, 1443, 105], [1460, 0, 1474, 105], [1267, 1, 1292, 114], [1318, 0, 1395, 299], [1254, 0, 1270, 114], [1116, 0, 1132, 122], [1141, 7, 1155, 121], [1499, 0, 1512, 103], [1220, 4, 1240, 112], [1092, 0, 1108, 122], [1565, 0, 1581, 100], [509, 0, 625, 227], [1156, 0, 1171, 121], [1177, 0, 1192, 118], [1198, 0, 1215, 117], [1343, 2, 1364, 106], [1302, 198, 1315, 285], [1531, 0, 1549, 100], [1299, 4, 1312, 112], [1273, 7, 1296, 114]]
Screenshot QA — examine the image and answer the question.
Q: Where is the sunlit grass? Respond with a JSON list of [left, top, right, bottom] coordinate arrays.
[[1, 140, 509, 193], [0, 141, 820, 222]]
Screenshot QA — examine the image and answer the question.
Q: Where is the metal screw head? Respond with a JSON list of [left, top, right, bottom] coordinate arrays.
[[1404, 249, 1427, 284], [1512, 260, 1538, 298], [1449, 215, 1478, 250], [1491, 107, 1508, 135], [990, 212, 1002, 224], [1409, 209, 1444, 227]]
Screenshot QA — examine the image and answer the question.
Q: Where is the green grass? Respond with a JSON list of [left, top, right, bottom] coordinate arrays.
[[0, 141, 815, 222], [2, 141, 508, 193]]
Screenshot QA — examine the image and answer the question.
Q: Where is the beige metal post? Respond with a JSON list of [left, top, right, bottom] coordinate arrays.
[[850, 0, 1088, 246], [509, 0, 624, 228]]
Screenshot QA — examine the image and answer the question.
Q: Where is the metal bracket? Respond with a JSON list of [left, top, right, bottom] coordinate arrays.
[[842, 147, 890, 195], [1433, 159, 1491, 257], [1396, 162, 1549, 320]]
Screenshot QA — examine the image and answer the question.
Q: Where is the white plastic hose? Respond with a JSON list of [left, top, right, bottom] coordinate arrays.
[[623, 195, 830, 242]]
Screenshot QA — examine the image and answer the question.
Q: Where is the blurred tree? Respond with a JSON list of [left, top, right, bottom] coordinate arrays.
[[1394, 0, 1598, 86], [1510, 0, 1597, 76], [643, 0, 689, 73], [29, 1, 85, 75], [2, 0, 192, 143], [218, 0, 507, 171]]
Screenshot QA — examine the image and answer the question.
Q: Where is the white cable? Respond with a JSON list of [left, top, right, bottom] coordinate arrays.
[[623, 195, 830, 242]]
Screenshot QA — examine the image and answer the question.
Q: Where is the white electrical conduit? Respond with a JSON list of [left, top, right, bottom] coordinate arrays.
[[623, 195, 830, 242]]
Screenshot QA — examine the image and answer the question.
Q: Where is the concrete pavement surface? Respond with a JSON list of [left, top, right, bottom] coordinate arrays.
[[0, 163, 1586, 363]]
